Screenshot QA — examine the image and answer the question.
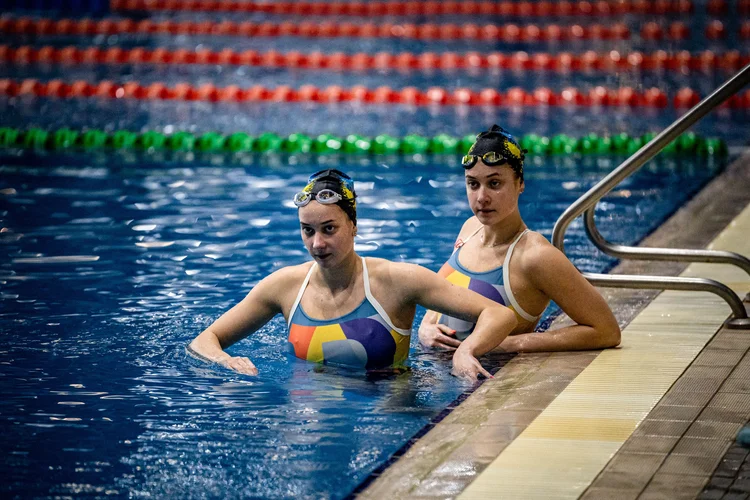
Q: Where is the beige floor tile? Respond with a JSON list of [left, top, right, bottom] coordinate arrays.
[[720, 378, 750, 393], [698, 406, 750, 424], [483, 409, 542, 427], [708, 332, 750, 350], [670, 376, 727, 393], [708, 392, 750, 413], [581, 486, 642, 500], [620, 435, 680, 454], [632, 419, 693, 438], [638, 472, 708, 500], [658, 454, 724, 476], [646, 405, 703, 421], [590, 469, 653, 490], [671, 437, 732, 457], [681, 365, 734, 379], [657, 390, 714, 407], [605, 452, 666, 475], [693, 349, 748, 367], [685, 420, 746, 440]]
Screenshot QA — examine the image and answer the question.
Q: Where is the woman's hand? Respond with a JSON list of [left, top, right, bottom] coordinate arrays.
[[219, 356, 258, 376], [418, 323, 462, 350], [451, 347, 493, 381]]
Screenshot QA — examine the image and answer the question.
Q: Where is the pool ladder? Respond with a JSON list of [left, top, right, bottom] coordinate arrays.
[[552, 63, 750, 329]]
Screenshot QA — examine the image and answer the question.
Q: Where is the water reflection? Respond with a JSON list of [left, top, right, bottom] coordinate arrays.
[[0, 155, 724, 498]]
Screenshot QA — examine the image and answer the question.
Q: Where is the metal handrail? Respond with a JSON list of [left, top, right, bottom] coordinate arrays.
[[551, 63, 750, 328], [583, 208, 750, 277], [584, 273, 748, 320]]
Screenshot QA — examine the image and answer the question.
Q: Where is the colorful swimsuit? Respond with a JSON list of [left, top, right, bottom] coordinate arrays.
[[287, 257, 411, 370], [436, 227, 542, 340]]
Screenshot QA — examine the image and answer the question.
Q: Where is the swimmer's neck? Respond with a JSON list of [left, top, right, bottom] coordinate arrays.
[[481, 213, 526, 248], [314, 251, 361, 293]]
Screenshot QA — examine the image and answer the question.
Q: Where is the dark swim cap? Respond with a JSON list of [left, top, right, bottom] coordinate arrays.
[[301, 169, 358, 225], [464, 124, 527, 182]]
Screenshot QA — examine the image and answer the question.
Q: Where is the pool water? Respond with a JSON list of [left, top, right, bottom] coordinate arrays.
[[1, 0, 746, 497], [0, 151, 724, 498]]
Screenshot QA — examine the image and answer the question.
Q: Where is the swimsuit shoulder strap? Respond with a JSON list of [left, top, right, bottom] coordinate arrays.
[[287, 263, 316, 327], [462, 224, 484, 244], [361, 257, 411, 336], [502, 229, 542, 323], [453, 224, 484, 254]]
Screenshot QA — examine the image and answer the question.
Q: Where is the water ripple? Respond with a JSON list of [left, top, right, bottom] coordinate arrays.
[[0, 155, 724, 499]]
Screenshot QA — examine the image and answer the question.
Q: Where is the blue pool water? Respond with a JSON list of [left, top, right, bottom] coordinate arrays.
[[1, 2, 747, 498], [0, 151, 724, 498]]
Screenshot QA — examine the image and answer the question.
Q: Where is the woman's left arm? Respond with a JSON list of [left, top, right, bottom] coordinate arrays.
[[394, 263, 518, 380], [501, 244, 621, 353]]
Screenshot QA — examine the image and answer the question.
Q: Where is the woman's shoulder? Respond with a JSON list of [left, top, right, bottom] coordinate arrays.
[[363, 257, 433, 299], [458, 216, 482, 239], [363, 256, 399, 274], [363, 257, 424, 283], [451, 216, 482, 248], [265, 261, 315, 286], [514, 230, 568, 272], [520, 229, 551, 248]]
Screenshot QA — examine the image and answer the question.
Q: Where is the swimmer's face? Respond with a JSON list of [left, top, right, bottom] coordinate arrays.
[[465, 160, 524, 225], [298, 201, 356, 268]]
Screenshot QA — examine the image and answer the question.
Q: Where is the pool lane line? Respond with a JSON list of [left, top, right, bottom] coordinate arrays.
[[5, 15, 747, 42], [3, 44, 748, 75], [0, 127, 729, 157], [110, 0, 709, 17], [3, 78, 746, 109], [0, 16, 634, 41]]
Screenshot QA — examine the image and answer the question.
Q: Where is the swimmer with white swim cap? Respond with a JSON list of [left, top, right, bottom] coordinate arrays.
[[419, 125, 621, 353], [190, 169, 518, 381]]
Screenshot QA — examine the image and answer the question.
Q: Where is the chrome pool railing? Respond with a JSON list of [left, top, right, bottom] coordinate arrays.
[[552, 63, 750, 329]]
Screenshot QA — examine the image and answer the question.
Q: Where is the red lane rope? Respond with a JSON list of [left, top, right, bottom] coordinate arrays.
[[0, 16, 634, 41], [3, 78, 749, 108], [2, 45, 748, 74], [112, 0, 750, 17], [6, 16, 745, 41]]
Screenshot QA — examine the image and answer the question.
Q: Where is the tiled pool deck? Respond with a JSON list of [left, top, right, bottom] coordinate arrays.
[[359, 151, 750, 500]]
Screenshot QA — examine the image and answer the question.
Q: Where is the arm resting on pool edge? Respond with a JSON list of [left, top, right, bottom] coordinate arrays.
[[188, 269, 287, 375], [496, 243, 621, 353], [397, 263, 518, 380]]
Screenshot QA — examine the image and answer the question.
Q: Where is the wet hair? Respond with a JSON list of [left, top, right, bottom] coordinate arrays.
[[303, 169, 358, 225], [465, 124, 527, 182]]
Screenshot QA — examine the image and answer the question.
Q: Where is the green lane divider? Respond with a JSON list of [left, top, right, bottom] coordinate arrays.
[[136, 130, 167, 150], [343, 134, 371, 154], [372, 134, 400, 154], [225, 132, 254, 152], [166, 131, 196, 151], [109, 130, 138, 149], [80, 129, 108, 149], [0, 127, 728, 157]]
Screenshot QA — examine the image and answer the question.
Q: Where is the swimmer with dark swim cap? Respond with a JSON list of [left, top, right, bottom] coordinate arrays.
[[190, 168, 519, 381], [419, 124, 621, 353], [461, 124, 526, 182], [293, 169, 357, 225]]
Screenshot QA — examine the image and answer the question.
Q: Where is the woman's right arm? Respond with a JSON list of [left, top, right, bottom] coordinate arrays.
[[418, 216, 481, 350], [188, 269, 289, 375]]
